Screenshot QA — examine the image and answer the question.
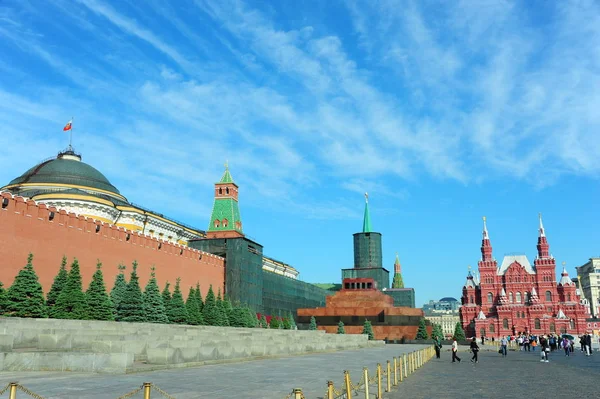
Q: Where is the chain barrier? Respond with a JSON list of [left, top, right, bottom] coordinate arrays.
[[14, 384, 47, 399], [0, 384, 11, 396], [151, 385, 177, 399], [115, 384, 145, 399]]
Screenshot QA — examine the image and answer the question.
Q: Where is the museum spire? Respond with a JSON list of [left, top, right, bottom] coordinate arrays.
[[481, 216, 493, 262], [536, 213, 550, 259], [362, 192, 372, 233]]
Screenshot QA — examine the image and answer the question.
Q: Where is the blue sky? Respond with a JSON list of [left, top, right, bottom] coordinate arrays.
[[0, 0, 599, 307]]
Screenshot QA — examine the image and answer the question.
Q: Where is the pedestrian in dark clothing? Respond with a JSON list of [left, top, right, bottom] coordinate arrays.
[[434, 338, 442, 359], [470, 337, 480, 363]]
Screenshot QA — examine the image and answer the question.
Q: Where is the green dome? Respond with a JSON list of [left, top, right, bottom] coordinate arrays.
[[7, 151, 121, 195]]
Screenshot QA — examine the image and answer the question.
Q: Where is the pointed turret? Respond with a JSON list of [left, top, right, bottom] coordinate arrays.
[[391, 253, 404, 289], [481, 216, 493, 262], [363, 192, 372, 233], [207, 162, 244, 239], [556, 309, 567, 319], [477, 310, 487, 320], [559, 265, 574, 286], [464, 266, 476, 288], [498, 288, 508, 305], [536, 213, 551, 259]]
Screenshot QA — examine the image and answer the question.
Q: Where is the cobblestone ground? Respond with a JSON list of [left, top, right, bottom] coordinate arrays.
[[388, 347, 600, 399], [0, 344, 427, 399]]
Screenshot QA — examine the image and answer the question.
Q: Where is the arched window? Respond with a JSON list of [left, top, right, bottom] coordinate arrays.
[[502, 318, 509, 329], [213, 219, 220, 228], [226, 187, 230, 195], [480, 327, 486, 337], [545, 291, 552, 302], [550, 323, 555, 332], [516, 292, 522, 303], [470, 295, 474, 303], [560, 326, 566, 334], [218, 187, 222, 195], [489, 324, 495, 333], [535, 318, 541, 329], [567, 294, 571, 302], [570, 319, 575, 330], [487, 292, 493, 303], [222, 218, 229, 227], [509, 292, 514, 303]]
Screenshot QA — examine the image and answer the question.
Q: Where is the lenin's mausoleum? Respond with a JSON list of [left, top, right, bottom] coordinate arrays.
[[0, 146, 421, 339], [460, 216, 589, 338]]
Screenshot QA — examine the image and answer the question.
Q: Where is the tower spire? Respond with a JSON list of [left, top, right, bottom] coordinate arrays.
[[207, 162, 243, 239], [536, 213, 550, 259], [362, 192, 372, 233], [391, 252, 404, 288], [481, 216, 493, 262]]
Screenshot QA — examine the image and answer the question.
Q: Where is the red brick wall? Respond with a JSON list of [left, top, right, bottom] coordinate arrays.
[[0, 193, 225, 297]]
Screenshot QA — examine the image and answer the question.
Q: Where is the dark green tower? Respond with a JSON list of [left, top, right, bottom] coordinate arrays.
[[342, 193, 389, 289]]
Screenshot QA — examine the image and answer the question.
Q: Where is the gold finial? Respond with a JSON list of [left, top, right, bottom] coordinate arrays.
[[224, 160, 229, 169]]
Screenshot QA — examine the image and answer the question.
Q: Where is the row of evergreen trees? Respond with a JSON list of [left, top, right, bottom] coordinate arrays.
[[0, 254, 295, 329], [414, 318, 466, 341]]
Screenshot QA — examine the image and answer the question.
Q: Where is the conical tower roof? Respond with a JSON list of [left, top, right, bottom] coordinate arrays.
[[363, 193, 372, 232], [219, 161, 235, 184]]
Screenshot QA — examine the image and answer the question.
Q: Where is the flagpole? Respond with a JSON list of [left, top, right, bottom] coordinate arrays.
[[69, 117, 73, 151]]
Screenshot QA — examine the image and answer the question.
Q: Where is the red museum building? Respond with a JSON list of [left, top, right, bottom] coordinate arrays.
[[460, 215, 589, 339]]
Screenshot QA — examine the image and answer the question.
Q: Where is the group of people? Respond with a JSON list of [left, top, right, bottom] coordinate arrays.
[[433, 332, 596, 364]]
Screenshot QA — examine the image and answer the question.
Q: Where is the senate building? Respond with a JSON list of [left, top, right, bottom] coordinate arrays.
[[460, 216, 590, 338]]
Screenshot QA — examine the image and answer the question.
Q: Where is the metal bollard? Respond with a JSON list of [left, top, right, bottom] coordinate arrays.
[[393, 357, 398, 386], [344, 370, 353, 399], [363, 367, 369, 399], [327, 381, 334, 399], [404, 354, 408, 378], [376, 363, 382, 399], [143, 382, 151, 399], [399, 356, 404, 382], [9, 382, 17, 399], [386, 360, 391, 392], [293, 388, 303, 399]]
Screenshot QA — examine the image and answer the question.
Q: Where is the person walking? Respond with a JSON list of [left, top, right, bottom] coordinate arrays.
[[470, 337, 480, 363], [562, 337, 570, 357], [500, 336, 508, 357], [452, 338, 461, 363], [585, 333, 592, 356], [540, 335, 550, 363], [434, 337, 442, 359]]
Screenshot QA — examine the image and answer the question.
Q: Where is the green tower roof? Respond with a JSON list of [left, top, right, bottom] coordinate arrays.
[[219, 162, 234, 184], [362, 193, 372, 233]]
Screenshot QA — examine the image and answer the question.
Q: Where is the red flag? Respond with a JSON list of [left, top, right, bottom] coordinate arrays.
[[63, 120, 72, 131]]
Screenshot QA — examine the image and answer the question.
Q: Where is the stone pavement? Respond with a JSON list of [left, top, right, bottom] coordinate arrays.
[[0, 344, 428, 399], [388, 347, 600, 399]]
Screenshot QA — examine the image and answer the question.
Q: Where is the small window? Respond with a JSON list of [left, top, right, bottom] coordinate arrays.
[[535, 318, 541, 329], [503, 318, 509, 329], [550, 323, 555, 332], [367, 282, 372, 289], [95, 225, 101, 233], [516, 292, 521, 303], [1, 198, 8, 208], [489, 324, 495, 333], [226, 187, 230, 195], [545, 291, 552, 302], [48, 211, 55, 221], [487, 292, 493, 303], [509, 292, 514, 303], [345, 283, 350, 289], [570, 320, 575, 329], [218, 187, 222, 195]]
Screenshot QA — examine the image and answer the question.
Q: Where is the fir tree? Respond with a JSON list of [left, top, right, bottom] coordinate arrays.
[[52, 258, 87, 319], [110, 264, 127, 321], [194, 283, 203, 314], [46, 255, 68, 310], [0, 282, 9, 315], [432, 324, 444, 341], [117, 261, 146, 323], [161, 281, 172, 309], [85, 261, 114, 321], [270, 315, 280, 329], [228, 302, 246, 327], [143, 267, 168, 324], [282, 316, 291, 330], [167, 278, 188, 324], [216, 289, 229, 326], [308, 316, 317, 331], [185, 286, 203, 325], [222, 293, 233, 319], [202, 285, 219, 326], [416, 318, 429, 340], [453, 322, 466, 341], [337, 320, 346, 334], [260, 314, 268, 328], [6, 254, 47, 318], [362, 319, 374, 340], [244, 307, 258, 328]]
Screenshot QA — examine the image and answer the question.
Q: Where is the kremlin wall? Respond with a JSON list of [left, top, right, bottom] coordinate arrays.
[[0, 192, 225, 297], [0, 146, 420, 340]]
